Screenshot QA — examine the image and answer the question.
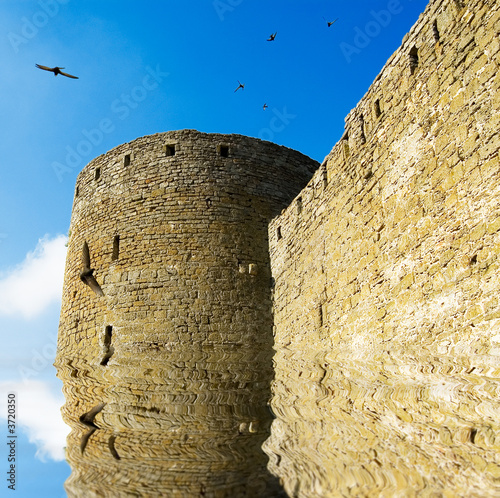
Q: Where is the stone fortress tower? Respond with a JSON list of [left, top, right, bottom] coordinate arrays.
[[56, 0, 500, 496], [55, 130, 318, 497]]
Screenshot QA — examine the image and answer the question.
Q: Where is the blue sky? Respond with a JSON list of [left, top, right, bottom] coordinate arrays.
[[0, 0, 428, 495]]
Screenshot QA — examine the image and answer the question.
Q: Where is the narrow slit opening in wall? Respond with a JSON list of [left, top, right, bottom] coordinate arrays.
[[108, 435, 120, 460], [75, 185, 79, 197], [277, 226, 282, 240], [341, 132, 350, 160], [360, 114, 366, 143], [104, 326, 112, 347], [409, 46, 419, 75], [100, 326, 113, 366], [112, 235, 120, 261], [94, 167, 101, 181], [124, 154, 131, 167], [297, 197, 303, 215], [218, 145, 229, 157], [322, 167, 328, 188], [165, 145, 175, 156], [470, 428, 478, 444], [374, 99, 382, 119], [432, 20, 440, 43]]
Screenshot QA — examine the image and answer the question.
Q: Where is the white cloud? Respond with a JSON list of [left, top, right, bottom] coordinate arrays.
[[0, 235, 67, 319], [0, 380, 70, 461]]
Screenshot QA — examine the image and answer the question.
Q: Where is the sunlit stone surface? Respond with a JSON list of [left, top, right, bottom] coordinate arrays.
[[264, 0, 500, 496]]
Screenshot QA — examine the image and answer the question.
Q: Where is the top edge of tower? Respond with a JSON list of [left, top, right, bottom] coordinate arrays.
[[74, 129, 320, 184]]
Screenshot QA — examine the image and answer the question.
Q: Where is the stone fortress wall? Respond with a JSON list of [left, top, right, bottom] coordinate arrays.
[[264, 0, 500, 496], [55, 130, 318, 497]]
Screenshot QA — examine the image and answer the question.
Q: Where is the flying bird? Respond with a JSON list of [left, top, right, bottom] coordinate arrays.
[[323, 17, 338, 27], [35, 64, 79, 79], [234, 80, 245, 92], [80, 241, 104, 296], [267, 32, 277, 41], [263, 103, 268, 110], [79, 403, 105, 455]]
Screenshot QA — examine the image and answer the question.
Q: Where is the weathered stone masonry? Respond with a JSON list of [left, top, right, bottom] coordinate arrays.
[[55, 130, 318, 497], [264, 0, 500, 496]]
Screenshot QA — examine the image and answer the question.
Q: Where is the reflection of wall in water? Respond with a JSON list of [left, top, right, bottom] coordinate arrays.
[[55, 130, 319, 497]]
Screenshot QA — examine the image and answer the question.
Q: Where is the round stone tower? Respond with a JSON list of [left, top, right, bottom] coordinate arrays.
[[55, 130, 318, 497]]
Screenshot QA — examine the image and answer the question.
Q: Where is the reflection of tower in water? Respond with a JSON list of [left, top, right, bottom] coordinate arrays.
[[55, 130, 318, 497]]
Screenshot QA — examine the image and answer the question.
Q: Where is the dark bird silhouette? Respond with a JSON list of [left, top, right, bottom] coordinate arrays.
[[35, 64, 79, 79], [79, 403, 105, 455], [267, 32, 277, 41], [263, 103, 268, 110], [323, 17, 338, 27], [234, 80, 245, 92], [80, 241, 104, 296]]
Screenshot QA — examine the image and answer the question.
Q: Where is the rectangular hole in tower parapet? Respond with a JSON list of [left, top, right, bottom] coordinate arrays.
[[165, 144, 175, 156], [432, 20, 440, 43], [218, 145, 229, 157], [374, 99, 382, 119], [95, 167, 101, 181], [75, 185, 79, 197], [277, 226, 282, 240], [112, 235, 120, 261], [409, 46, 419, 75], [124, 154, 131, 167]]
